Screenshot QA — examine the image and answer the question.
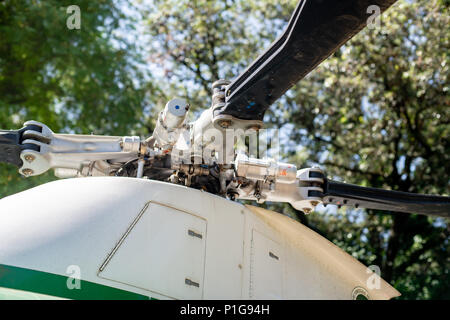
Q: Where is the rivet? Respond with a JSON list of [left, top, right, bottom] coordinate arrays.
[[24, 154, 35, 163], [218, 120, 232, 128], [22, 168, 34, 176]]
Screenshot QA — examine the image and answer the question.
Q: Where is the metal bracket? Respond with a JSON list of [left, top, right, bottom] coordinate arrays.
[[17, 120, 141, 177]]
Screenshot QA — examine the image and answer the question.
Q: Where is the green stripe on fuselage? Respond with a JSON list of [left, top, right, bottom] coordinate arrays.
[[0, 264, 150, 300]]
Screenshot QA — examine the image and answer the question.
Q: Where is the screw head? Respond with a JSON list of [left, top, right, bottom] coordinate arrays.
[[310, 200, 319, 207], [303, 208, 312, 214], [24, 154, 35, 163], [218, 120, 232, 128], [22, 168, 34, 176]]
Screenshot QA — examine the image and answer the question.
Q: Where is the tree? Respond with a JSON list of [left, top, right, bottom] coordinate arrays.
[[282, 0, 449, 299], [0, 0, 447, 299], [141, 0, 449, 299], [0, 0, 153, 197]]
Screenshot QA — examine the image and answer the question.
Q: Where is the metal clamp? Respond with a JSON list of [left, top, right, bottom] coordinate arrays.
[[17, 121, 141, 177]]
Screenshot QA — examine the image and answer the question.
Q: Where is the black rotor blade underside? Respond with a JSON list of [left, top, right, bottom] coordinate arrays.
[[322, 180, 450, 218], [219, 0, 397, 121], [0, 125, 41, 167]]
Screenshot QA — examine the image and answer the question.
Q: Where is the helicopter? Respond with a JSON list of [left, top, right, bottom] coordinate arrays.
[[0, 0, 449, 300]]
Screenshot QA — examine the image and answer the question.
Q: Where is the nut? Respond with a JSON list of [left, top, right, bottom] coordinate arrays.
[[218, 120, 232, 128], [248, 125, 261, 132], [24, 154, 35, 163], [22, 169, 34, 176], [139, 144, 147, 156]]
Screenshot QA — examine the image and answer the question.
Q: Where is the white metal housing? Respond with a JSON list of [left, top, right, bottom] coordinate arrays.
[[0, 178, 400, 300]]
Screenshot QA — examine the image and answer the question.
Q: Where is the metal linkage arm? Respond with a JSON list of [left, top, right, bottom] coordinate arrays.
[[9, 121, 142, 178], [231, 155, 450, 218], [233, 154, 325, 213]]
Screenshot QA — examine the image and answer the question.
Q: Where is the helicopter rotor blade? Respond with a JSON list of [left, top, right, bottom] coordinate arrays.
[[218, 0, 397, 121], [322, 180, 450, 218]]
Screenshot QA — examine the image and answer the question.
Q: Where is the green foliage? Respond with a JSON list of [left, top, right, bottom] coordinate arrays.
[[142, 0, 449, 299], [280, 0, 450, 299], [141, 0, 298, 117], [0, 0, 448, 299], [0, 0, 152, 197]]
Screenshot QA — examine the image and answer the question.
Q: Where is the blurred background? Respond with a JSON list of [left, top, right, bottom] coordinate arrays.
[[0, 0, 448, 299]]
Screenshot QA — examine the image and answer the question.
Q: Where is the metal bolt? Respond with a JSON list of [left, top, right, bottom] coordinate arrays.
[[22, 169, 34, 176], [139, 144, 147, 156], [24, 154, 35, 163], [303, 208, 312, 214], [310, 200, 319, 207], [248, 125, 260, 132], [218, 120, 232, 128]]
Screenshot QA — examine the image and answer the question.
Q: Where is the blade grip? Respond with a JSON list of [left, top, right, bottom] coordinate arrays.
[[323, 180, 450, 218]]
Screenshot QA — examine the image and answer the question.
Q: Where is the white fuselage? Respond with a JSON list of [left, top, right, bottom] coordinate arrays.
[[0, 177, 399, 300]]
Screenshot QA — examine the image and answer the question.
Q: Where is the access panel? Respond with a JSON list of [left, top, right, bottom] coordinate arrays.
[[99, 202, 207, 299]]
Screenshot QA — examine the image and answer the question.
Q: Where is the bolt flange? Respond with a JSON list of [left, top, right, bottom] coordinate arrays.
[[310, 200, 319, 207], [218, 120, 232, 128], [22, 168, 34, 176], [24, 154, 35, 163]]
